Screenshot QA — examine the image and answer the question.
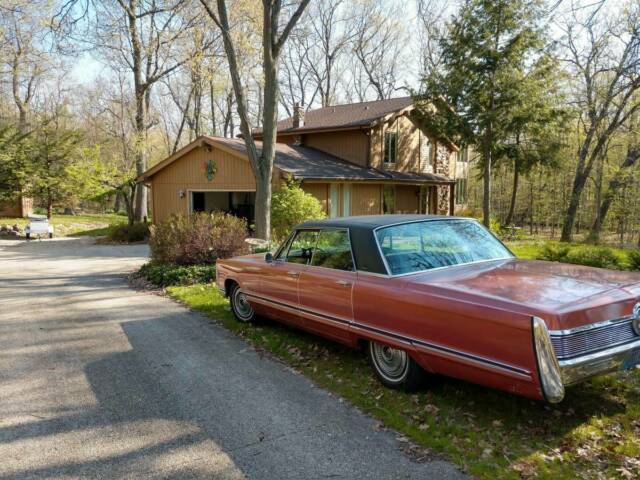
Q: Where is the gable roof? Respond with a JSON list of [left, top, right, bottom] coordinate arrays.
[[138, 135, 454, 185], [253, 97, 415, 136]]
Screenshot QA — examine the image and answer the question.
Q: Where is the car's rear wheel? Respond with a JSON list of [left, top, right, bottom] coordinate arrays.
[[367, 341, 426, 391], [229, 283, 255, 323]]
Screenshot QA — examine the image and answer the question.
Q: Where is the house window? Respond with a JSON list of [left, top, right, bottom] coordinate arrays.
[[419, 186, 430, 214], [342, 184, 351, 216], [420, 135, 433, 172], [329, 184, 339, 218], [456, 147, 469, 163], [455, 178, 468, 205], [384, 131, 397, 164], [383, 186, 395, 214]]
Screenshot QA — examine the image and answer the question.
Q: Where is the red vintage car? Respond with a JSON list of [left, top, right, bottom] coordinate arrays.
[[216, 215, 640, 403]]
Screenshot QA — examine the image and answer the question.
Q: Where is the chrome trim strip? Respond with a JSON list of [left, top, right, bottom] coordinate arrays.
[[244, 291, 530, 378], [549, 308, 639, 337], [413, 341, 531, 379], [372, 218, 515, 277]]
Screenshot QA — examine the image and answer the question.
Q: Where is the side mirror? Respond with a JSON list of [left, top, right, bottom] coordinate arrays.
[[265, 252, 274, 263]]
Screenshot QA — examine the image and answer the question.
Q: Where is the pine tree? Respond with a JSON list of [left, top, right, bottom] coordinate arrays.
[[418, 0, 562, 227]]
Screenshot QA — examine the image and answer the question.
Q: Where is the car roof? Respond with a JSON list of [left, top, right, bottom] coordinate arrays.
[[297, 214, 452, 230], [294, 215, 470, 275]]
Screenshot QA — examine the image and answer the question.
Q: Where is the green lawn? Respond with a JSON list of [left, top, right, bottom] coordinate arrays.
[[0, 213, 125, 237], [166, 283, 640, 479]]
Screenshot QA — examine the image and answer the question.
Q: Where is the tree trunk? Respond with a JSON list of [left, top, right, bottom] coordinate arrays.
[[588, 145, 640, 244], [133, 87, 148, 222], [47, 195, 53, 219], [505, 165, 519, 226], [561, 169, 589, 242]]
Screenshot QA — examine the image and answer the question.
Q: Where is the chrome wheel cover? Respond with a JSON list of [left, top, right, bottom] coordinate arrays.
[[232, 287, 253, 321], [370, 342, 409, 382]]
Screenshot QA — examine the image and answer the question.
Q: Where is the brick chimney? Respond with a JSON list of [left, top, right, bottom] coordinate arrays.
[[293, 102, 305, 128]]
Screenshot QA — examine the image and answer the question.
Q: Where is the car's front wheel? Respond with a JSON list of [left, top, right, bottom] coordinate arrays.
[[229, 283, 255, 323], [367, 341, 426, 391]]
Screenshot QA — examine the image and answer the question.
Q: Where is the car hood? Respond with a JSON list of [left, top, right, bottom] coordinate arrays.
[[404, 258, 640, 329]]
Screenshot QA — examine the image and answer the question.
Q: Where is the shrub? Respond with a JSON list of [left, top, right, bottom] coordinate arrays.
[[627, 249, 640, 271], [149, 212, 249, 265], [107, 222, 149, 243], [138, 263, 217, 287], [539, 242, 571, 262], [564, 246, 621, 269], [271, 181, 326, 241], [539, 242, 622, 269]]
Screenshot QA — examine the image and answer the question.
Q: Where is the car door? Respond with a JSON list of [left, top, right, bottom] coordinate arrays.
[[258, 229, 319, 326], [297, 228, 356, 344]]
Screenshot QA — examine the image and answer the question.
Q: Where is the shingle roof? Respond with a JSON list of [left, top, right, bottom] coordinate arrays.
[[253, 97, 414, 136], [209, 137, 453, 184]]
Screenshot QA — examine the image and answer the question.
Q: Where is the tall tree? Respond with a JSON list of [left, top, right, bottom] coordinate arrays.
[[497, 55, 568, 226], [198, 0, 311, 240], [351, 0, 406, 101], [0, 1, 51, 133], [419, 0, 551, 227], [559, 2, 640, 241], [54, 0, 208, 222]]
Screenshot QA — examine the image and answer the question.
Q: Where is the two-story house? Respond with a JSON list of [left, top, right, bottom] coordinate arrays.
[[139, 97, 461, 225]]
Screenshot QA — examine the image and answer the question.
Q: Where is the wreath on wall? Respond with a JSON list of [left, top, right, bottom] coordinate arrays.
[[202, 159, 217, 182]]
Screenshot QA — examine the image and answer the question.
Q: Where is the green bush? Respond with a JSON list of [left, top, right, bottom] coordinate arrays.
[[149, 212, 249, 265], [107, 222, 149, 242], [138, 263, 217, 287], [539, 242, 622, 269], [271, 181, 326, 241], [539, 242, 571, 262], [627, 249, 640, 271]]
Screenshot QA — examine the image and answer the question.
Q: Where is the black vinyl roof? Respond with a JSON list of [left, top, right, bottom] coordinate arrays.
[[296, 215, 457, 274], [298, 214, 450, 230]]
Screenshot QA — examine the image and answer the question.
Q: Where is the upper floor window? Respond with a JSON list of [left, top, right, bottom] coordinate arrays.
[[456, 147, 469, 163], [384, 131, 397, 164]]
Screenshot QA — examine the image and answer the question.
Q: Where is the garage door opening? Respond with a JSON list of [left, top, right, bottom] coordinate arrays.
[[190, 191, 256, 225]]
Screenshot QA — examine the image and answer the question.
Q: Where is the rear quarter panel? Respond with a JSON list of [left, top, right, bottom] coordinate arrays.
[[353, 274, 543, 400]]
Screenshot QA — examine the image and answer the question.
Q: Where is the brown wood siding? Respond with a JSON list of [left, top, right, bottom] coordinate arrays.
[[0, 196, 32, 217], [303, 130, 370, 167], [150, 145, 256, 224], [395, 185, 420, 213], [370, 115, 435, 173], [301, 182, 329, 214], [351, 184, 382, 215]]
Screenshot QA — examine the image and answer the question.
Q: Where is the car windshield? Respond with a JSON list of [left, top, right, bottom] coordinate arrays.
[[375, 219, 513, 275]]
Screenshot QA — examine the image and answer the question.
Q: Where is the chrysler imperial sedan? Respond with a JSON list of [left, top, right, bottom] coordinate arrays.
[[216, 215, 640, 403]]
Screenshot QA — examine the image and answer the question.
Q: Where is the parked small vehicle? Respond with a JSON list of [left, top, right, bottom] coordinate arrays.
[[216, 215, 640, 403], [25, 216, 54, 239]]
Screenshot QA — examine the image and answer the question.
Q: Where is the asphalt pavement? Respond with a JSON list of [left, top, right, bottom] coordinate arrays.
[[0, 237, 466, 479]]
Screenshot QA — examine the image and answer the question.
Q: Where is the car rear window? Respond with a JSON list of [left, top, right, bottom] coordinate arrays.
[[375, 219, 513, 275]]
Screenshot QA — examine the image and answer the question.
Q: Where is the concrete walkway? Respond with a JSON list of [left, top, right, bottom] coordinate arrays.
[[0, 237, 466, 479]]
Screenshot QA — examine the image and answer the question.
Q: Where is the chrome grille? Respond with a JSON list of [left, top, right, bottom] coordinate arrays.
[[550, 319, 639, 360]]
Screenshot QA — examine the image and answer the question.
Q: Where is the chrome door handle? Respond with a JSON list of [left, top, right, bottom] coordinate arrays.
[[287, 271, 300, 277], [335, 280, 351, 286]]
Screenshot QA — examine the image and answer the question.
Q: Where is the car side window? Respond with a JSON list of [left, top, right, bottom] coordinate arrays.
[[285, 230, 319, 265], [311, 229, 355, 271]]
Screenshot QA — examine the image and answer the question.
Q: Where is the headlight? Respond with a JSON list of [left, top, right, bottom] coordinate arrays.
[[632, 303, 640, 336], [532, 316, 565, 403]]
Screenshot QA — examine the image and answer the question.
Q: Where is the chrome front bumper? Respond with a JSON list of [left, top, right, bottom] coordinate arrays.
[[533, 317, 640, 403], [559, 339, 640, 385]]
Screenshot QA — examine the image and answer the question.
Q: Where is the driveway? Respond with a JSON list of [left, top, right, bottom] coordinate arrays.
[[0, 238, 466, 479]]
